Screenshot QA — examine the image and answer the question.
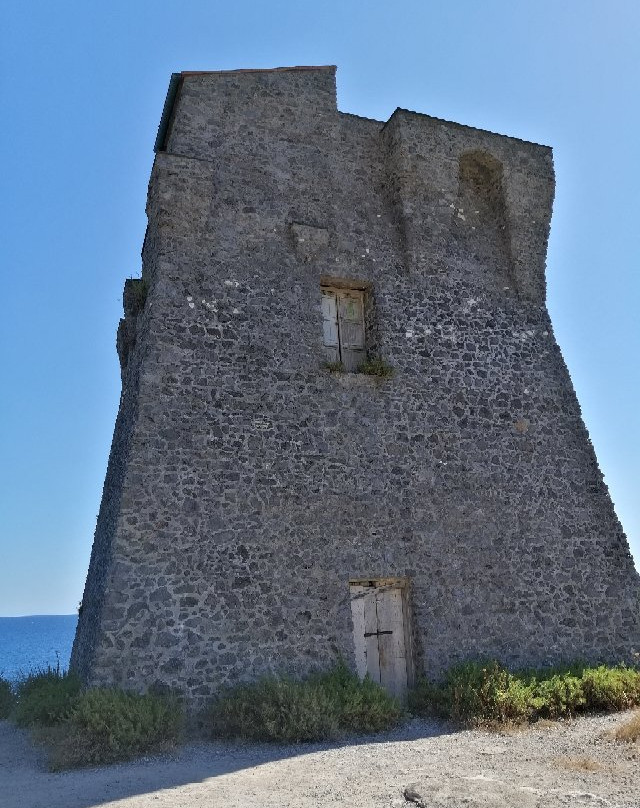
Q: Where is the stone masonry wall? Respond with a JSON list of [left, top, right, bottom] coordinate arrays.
[[72, 66, 640, 705]]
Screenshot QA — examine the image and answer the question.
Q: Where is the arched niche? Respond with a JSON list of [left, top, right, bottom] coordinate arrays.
[[453, 150, 516, 294]]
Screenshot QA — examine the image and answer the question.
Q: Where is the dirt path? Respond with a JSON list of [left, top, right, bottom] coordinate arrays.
[[1, 712, 638, 808]]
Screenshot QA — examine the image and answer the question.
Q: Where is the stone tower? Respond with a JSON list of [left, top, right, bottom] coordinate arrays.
[[72, 66, 640, 704]]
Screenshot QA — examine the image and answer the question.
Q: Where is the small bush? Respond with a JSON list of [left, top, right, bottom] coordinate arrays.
[[357, 357, 394, 378], [12, 668, 181, 769], [499, 676, 539, 723], [14, 667, 81, 727], [443, 661, 510, 723], [408, 677, 446, 717], [210, 677, 340, 743], [322, 360, 345, 373], [409, 661, 640, 726], [533, 673, 585, 718], [0, 677, 14, 719], [308, 664, 403, 734], [581, 666, 640, 711], [209, 663, 402, 742], [129, 277, 148, 311], [437, 661, 535, 724], [47, 688, 182, 770]]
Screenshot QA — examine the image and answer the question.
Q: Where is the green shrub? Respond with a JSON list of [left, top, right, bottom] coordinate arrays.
[[409, 660, 640, 726], [13, 668, 182, 769], [14, 667, 81, 727], [210, 677, 340, 743], [499, 676, 539, 722], [581, 665, 640, 711], [408, 676, 446, 717], [322, 360, 345, 373], [0, 677, 14, 719], [209, 663, 403, 742], [444, 661, 510, 723], [48, 688, 182, 770], [435, 661, 535, 724], [532, 673, 585, 718], [128, 277, 148, 311], [357, 357, 394, 378], [308, 664, 404, 734]]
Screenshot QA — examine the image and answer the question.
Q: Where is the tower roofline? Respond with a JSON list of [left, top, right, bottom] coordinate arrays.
[[180, 65, 336, 77], [154, 66, 337, 153], [154, 66, 551, 155], [383, 107, 552, 151]]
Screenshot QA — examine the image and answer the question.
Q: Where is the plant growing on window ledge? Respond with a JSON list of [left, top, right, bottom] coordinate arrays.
[[130, 278, 149, 311], [322, 360, 345, 373], [358, 357, 394, 378]]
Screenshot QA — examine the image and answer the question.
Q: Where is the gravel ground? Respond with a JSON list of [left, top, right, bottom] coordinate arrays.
[[1, 712, 638, 808]]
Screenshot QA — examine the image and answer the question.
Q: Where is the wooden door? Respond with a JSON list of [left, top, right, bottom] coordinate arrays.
[[349, 581, 409, 700]]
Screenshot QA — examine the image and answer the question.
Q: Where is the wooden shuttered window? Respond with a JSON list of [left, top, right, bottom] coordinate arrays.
[[321, 287, 366, 371]]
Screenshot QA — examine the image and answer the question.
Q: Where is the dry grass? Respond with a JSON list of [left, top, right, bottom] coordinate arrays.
[[477, 717, 562, 736], [554, 756, 604, 772], [534, 718, 560, 729], [504, 718, 562, 734], [609, 711, 640, 744], [475, 719, 525, 734]]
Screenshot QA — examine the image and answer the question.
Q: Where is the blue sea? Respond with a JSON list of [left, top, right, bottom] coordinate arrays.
[[0, 615, 78, 681]]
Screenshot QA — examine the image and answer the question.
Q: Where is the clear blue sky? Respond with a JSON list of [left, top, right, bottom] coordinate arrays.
[[1, 1, 638, 616]]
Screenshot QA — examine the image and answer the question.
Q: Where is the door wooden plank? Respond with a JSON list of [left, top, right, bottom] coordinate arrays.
[[349, 585, 367, 680], [363, 588, 381, 684], [376, 587, 408, 700]]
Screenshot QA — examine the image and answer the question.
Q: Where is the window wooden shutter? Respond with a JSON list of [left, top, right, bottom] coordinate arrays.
[[321, 289, 340, 362], [337, 290, 365, 371]]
